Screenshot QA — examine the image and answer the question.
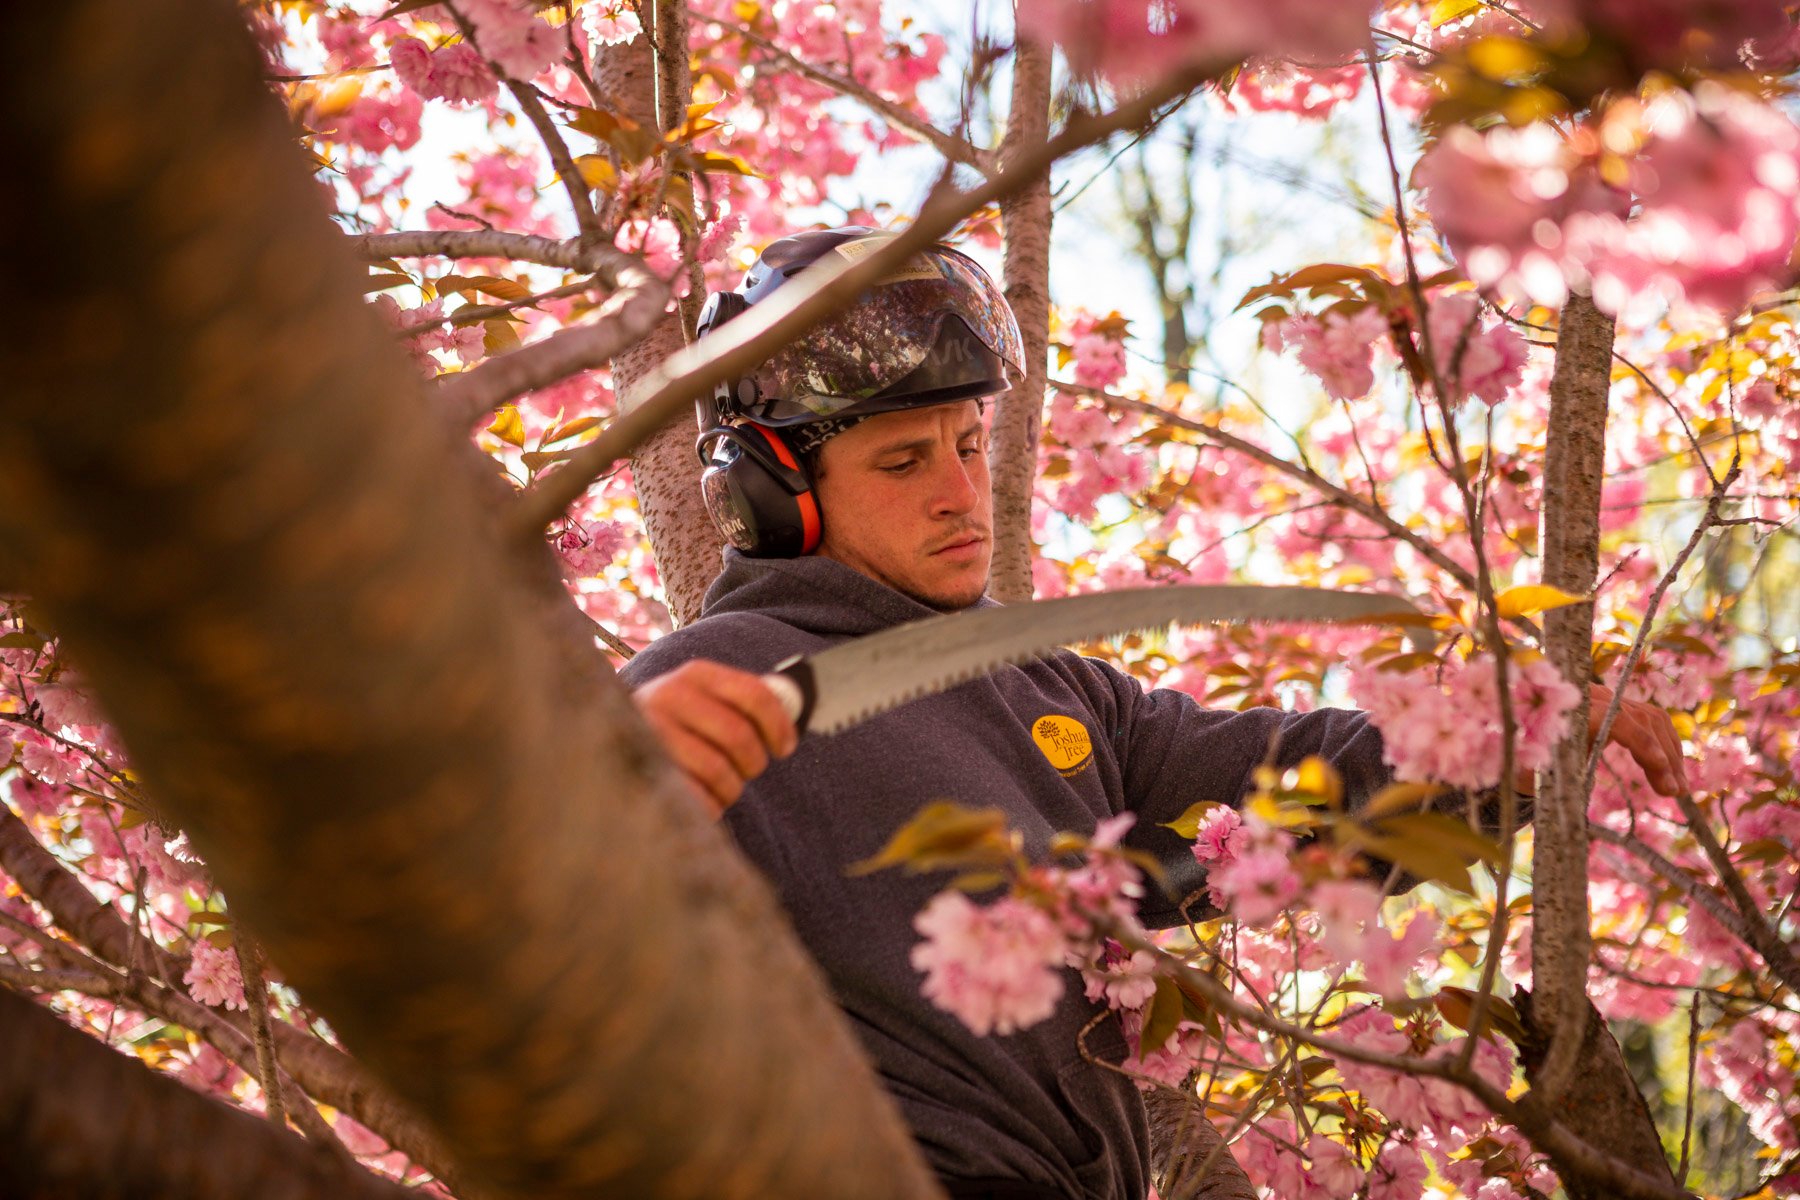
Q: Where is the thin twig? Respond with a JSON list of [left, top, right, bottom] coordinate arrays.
[[235, 936, 286, 1127]]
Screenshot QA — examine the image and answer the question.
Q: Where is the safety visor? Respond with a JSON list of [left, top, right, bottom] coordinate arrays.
[[739, 241, 1025, 427]]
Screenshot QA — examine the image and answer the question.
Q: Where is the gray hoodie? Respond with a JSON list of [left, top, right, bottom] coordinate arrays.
[[621, 552, 1389, 1199]]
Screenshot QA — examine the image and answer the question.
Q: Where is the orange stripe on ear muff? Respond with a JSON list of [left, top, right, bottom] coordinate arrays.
[[757, 424, 801, 471], [797, 489, 821, 553]]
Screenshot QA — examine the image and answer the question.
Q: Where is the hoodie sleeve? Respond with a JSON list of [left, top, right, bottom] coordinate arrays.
[[1075, 656, 1392, 928]]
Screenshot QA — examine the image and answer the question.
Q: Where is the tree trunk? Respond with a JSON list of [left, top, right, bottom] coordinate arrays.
[[1145, 1088, 1258, 1200], [990, 11, 1053, 604], [0, 3, 941, 1196], [1533, 290, 1611, 1097], [600, 23, 725, 628], [0, 987, 411, 1200], [1515, 991, 1683, 1200], [1528, 294, 1680, 1192]]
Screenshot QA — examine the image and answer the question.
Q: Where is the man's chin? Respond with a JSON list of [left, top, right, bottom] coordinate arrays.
[[913, 569, 990, 613]]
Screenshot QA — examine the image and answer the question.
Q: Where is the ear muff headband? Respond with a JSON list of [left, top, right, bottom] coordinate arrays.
[[695, 423, 822, 557]]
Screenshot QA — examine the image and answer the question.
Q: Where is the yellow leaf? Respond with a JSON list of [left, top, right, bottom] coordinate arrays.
[[574, 154, 619, 193], [1429, 0, 1482, 26], [1294, 756, 1343, 807], [848, 801, 1016, 876], [483, 318, 522, 355], [1466, 35, 1546, 82], [1160, 799, 1225, 840], [1360, 780, 1446, 820], [1495, 584, 1585, 618], [543, 415, 602, 446], [689, 149, 762, 178], [487, 405, 526, 448]]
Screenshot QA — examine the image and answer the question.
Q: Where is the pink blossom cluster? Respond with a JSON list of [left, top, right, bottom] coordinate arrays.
[[1351, 654, 1581, 789], [1228, 61, 1364, 119], [461, 0, 559, 81], [1416, 85, 1800, 314], [911, 892, 1069, 1036], [389, 36, 495, 106], [183, 940, 248, 1011], [1309, 878, 1444, 999], [1333, 1008, 1519, 1141], [1064, 311, 1129, 390], [1026, 0, 1378, 88], [1040, 392, 1152, 521], [369, 295, 485, 374], [1263, 306, 1389, 400], [583, 3, 642, 47], [1426, 294, 1528, 405], [1194, 808, 1302, 925]]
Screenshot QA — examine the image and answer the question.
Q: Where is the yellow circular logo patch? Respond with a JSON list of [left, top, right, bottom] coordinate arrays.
[[1032, 714, 1093, 775]]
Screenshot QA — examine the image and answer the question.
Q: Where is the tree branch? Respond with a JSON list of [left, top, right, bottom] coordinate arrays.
[[513, 66, 1222, 533], [989, 14, 1053, 603], [1588, 825, 1770, 973], [1534, 290, 1615, 1101], [349, 230, 627, 273], [436, 253, 669, 423], [704, 12, 995, 174], [0, 986, 415, 1200]]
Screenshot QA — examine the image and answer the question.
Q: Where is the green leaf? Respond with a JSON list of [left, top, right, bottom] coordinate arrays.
[[1160, 799, 1224, 840], [1140, 976, 1185, 1058], [187, 911, 233, 928], [1495, 584, 1585, 618], [847, 802, 1015, 876]]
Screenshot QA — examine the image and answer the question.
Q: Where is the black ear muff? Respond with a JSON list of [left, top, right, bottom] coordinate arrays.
[[696, 423, 822, 558]]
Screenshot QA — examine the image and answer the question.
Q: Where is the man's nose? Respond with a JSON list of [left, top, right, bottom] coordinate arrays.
[[930, 454, 979, 518]]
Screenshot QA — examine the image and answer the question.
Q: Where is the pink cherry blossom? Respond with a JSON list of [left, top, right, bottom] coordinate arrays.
[[1265, 306, 1389, 400], [462, 0, 559, 81], [1427, 294, 1527, 406], [184, 940, 247, 1011], [1368, 1139, 1434, 1200], [1189, 806, 1245, 866], [911, 891, 1068, 1036], [1301, 1133, 1364, 1199], [585, 3, 642, 47]]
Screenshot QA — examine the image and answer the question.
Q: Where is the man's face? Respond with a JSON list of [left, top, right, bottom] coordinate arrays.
[[812, 400, 992, 611]]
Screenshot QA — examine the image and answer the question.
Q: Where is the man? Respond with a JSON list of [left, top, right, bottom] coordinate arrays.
[[623, 228, 1688, 1200]]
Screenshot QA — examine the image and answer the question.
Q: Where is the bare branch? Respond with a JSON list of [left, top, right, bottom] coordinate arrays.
[[236, 936, 285, 1128], [1671, 789, 1800, 993], [349, 229, 632, 274], [514, 67, 1221, 533], [703, 12, 995, 174]]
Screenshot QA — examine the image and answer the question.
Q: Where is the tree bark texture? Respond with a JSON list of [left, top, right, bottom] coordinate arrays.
[[0, 988, 412, 1200], [600, 25, 725, 628], [1533, 290, 1613, 1098], [1515, 991, 1682, 1200], [0, 3, 942, 1197], [990, 14, 1054, 604], [1145, 1088, 1258, 1200]]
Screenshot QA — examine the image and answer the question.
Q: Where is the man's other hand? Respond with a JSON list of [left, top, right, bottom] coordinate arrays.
[[1585, 683, 1690, 797], [633, 661, 799, 815]]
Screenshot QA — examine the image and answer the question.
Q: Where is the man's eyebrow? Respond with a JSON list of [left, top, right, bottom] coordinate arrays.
[[866, 421, 985, 459]]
